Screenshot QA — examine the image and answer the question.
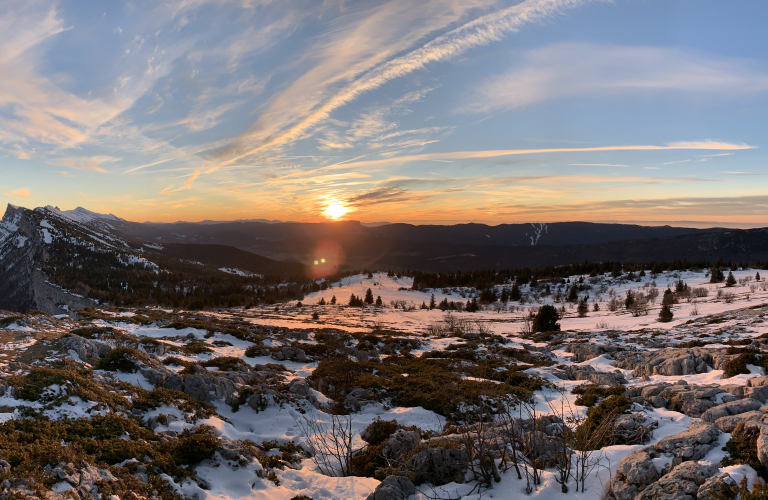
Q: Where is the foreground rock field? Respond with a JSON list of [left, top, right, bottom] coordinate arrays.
[[1, 269, 768, 500]]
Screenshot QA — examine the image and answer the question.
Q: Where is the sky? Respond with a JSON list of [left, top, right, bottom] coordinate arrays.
[[0, 0, 767, 226]]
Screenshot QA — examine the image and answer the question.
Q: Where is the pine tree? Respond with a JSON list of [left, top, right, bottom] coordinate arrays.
[[330, 295, 337, 305], [725, 271, 736, 288], [420, 301, 427, 309], [659, 304, 674, 323], [568, 286, 579, 302], [510, 283, 522, 301], [710, 267, 725, 283], [625, 290, 634, 309], [429, 293, 436, 310], [593, 302, 600, 312], [500, 288, 509, 303], [318, 297, 326, 305], [375, 296, 382, 306], [757, 271, 761, 282], [533, 305, 561, 332], [364, 288, 374, 304], [577, 298, 588, 318], [662, 288, 676, 306]]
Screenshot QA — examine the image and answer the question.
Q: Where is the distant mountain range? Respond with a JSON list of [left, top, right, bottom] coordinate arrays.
[[2, 203, 767, 313]]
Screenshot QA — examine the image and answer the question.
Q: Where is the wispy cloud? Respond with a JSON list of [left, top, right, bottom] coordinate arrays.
[[568, 163, 629, 167], [3, 188, 30, 198], [466, 42, 768, 113], [324, 140, 754, 170], [213, 0, 598, 163]]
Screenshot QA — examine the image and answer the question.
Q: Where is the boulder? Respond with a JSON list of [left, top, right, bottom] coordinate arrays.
[[59, 334, 111, 363], [140, 365, 183, 391], [366, 475, 416, 500], [183, 373, 237, 403], [652, 422, 720, 467], [271, 346, 307, 362], [748, 376, 768, 387], [697, 473, 738, 500], [552, 364, 627, 386], [383, 430, 421, 460], [404, 447, 468, 486], [610, 447, 660, 500], [701, 398, 762, 422], [564, 343, 617, 362], [636, 461, 718, 500], [715, 410, 766, 432], [614, 348, 713, 377], [218, 439, 255, 462]]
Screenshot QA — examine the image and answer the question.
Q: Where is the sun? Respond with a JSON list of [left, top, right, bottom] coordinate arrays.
[[323, 200, 348, 219]]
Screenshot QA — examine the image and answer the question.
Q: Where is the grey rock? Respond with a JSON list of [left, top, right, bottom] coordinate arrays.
[[701, 398, 762, 422], [748, 376, 768, 387], [383, 430, 421, 460], [366, 475, 416, 500], [609, 447, 660, 500], [404, 447, 468, 486], [614, 348, 713, 377], [184, 373, 237, 403], [564, 343, 617, 362], [552, 364, 627, 386], [636, 461, 718, 500], [715, 410, 766, 432], [697, 473, 738, 500], [60, 334, 112, 363], [747, 385, 768, 403], [653, 422, 720, 466], [271, 346, 307, 362], [218, 439, 254, 462]]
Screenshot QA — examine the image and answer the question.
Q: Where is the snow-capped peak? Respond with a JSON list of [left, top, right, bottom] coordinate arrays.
[[45, 206, 125, 224]]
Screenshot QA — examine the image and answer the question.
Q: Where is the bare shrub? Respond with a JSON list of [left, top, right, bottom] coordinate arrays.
[[298, 412, 360, 477], [722, 292, 735, 304], [594, 320, 610, 329], [645, 288, 659, 304], [691, 287, 709, 298], [629, 296, 650, 317], [607, 296, 622, 312], [689, 303, 700, 316]]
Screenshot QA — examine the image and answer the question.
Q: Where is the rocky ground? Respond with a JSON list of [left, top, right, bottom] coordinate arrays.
[[0, 269, 767, 499]]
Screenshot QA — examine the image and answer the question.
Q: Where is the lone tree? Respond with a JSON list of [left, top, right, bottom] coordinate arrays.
[[330, 295, 337, 305], [757, 271, 761, 282], [533, 305, 561, 332], [658, 304, 674, 323], [429, 293, 436, 310], [710, 267, 725, 283], [364, 288, 374, 304], [577, 297, 588, 318], [375, 296, 382, 306], [625, 290, 634, 309], [725, 271, 737, 288]]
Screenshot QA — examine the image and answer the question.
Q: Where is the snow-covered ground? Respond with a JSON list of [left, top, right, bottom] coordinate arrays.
[[1, 268, 767, 499]]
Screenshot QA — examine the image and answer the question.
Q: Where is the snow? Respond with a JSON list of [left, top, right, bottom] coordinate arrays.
[[219, 267, 259, 277]]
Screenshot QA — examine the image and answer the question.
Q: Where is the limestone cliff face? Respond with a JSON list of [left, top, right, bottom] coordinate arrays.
[[0, 204, 94, 315]]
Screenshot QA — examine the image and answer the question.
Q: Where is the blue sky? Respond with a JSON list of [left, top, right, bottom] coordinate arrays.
[[0, 0, 766, 225]]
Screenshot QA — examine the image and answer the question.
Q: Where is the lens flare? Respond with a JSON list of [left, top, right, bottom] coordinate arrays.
[[323, 200, 348, 219]]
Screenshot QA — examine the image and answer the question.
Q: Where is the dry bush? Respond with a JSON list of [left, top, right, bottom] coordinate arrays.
[[691, 287, 709, 298], [298, 412, 360, 477]]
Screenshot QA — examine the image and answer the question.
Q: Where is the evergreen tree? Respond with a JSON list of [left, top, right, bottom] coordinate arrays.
[[429, 293, 436, 310], [420, 301, 427, 309], [710, 267, 725, 283], [533, 305, 561, 332], [625, 290, 634, 309], [757, 271, 761, 282], [375, 296, 382, 306], [465, 298, 479, 312], [364, 288, 374, 304], [662, 288, 676, 306], [577, 297, 588, 318], [658, 304, 674, 323], [510, 283, 522, 301], [500, 288, 509, 303], [318, 297, 326, 305], [593, 302, 600, 312], [330, 295, 337, 305], [611, 264, 622, 278], [530, 277, 538, 287], [725, 271, 736, 288], [568, 286, 579, 302]]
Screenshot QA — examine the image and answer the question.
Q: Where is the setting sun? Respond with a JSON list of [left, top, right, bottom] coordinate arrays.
[[323, 200, 348, 219]]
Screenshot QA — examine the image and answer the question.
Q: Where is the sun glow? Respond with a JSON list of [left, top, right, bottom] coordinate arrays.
[[323, 200, 348, 219]]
